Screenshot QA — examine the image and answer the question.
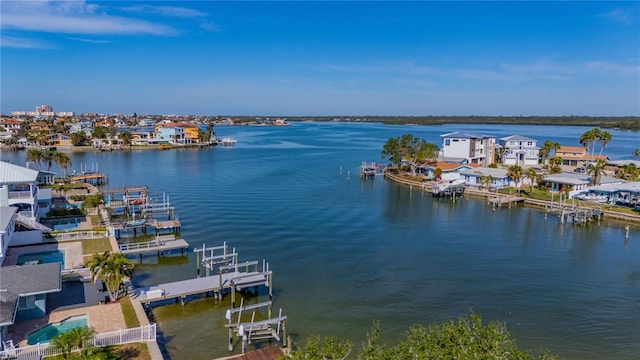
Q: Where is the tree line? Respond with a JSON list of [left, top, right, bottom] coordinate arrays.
[[286, 116, 640, 131]]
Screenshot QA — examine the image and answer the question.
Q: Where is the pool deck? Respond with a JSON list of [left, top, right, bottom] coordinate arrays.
[[2, 242, 85, 269], [8, 303, 126, 347]]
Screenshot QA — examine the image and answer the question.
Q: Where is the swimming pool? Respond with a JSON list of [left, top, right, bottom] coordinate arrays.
[[46, 217, 82, 231], [17, 250, 65, 268], [27, 315, 89, 345]]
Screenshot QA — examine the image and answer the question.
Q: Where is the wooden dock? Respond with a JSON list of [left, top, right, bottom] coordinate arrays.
[[69, 172, 108, 185], [119, 235, 189, 255], [488, 195, 525, 208]]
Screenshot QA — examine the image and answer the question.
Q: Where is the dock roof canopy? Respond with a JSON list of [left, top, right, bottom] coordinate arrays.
[[0, 263, 62, 326]]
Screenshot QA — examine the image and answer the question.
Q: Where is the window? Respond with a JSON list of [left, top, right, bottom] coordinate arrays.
[[445, 139, 450, 146]]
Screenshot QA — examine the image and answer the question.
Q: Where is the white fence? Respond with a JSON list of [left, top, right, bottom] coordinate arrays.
[[0, 323, 156, 359], [50, 230, 109, 242]]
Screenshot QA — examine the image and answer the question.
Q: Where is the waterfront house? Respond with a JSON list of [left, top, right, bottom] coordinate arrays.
[[155, 124, 185, 144], [131, 130, 155, 145], [459, 167, 511, 190], [554, 146, 608, 168], [498, 135, 539, 166], [416, 162, 476, 180], [0, 206, 17, 266], [0, 161, 41, 221], [0, 119, 23, 135], [440, 131, 495, 166], [176, 123, 200, 144], [541, 173, 591, 197], [50, 133, 72, 147], [0, 262, 62, 351]]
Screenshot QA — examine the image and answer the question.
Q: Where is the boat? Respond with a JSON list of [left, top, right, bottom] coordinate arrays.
[[219, 137, 237, 147], [159, 144, 172, 150], [432, 179, 466, 197], [126, 213, 147, 227]]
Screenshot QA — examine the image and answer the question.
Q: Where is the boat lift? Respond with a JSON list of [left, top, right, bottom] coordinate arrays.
[[225, 298, 287, 353]]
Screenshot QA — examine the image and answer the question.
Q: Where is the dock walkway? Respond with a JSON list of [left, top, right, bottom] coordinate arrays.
[[134, 270, 272, 304], [119, 235, 189, 255]]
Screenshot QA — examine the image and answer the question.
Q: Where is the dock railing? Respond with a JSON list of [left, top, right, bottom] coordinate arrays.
[[119, 235, 175, 251], [0, 324, 156, 359], [50, 230, 109, 242]]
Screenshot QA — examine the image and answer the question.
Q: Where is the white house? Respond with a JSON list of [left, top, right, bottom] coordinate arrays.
[[0, 206, 17, 265], [498, 135, 539, 166], [440, 131, 495, 166], [0, 161, 51, 244], [0, 161, 41, 220], [459, 167, 512, 190]]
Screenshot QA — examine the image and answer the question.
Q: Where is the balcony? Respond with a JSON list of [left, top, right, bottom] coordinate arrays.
[[8, 190, 34, 200]]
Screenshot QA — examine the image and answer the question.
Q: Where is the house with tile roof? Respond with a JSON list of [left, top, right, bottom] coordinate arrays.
[[440, 131, 495, 167], [498, 135, 539, 166], [554, 146, 608, 168]]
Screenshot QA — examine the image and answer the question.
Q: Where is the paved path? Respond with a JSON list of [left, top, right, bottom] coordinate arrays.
[[126, 281, 165, 360]]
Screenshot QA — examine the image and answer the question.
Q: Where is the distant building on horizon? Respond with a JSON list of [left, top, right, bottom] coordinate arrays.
[[10, 104, 74, 117]]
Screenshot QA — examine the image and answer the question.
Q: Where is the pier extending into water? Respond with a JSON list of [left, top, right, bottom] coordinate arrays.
[[119, 234, 189, 255], [134, 242, 273, 306]]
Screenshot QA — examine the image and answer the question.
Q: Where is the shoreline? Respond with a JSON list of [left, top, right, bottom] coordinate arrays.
[[383, 172, 640, 225], [1, 142, 216, 153]]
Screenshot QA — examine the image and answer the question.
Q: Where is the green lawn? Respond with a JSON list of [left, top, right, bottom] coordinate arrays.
[[120, 296, 141, 328], [81, 237, 113, 255]]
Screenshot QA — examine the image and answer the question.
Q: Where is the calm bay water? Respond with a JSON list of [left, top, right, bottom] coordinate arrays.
[[2, 122, 639, 359]]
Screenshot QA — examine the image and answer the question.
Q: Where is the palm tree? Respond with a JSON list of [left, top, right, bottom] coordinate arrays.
[[634, 149, 640, 160], [119, 131, 132, 149], [26, 148, 43, 169], [526, 167, 538, 193], [597, 130, 612, 158], [496, 146, 508, 164], [51, 326, 105, 360], [539, 140, 560, 168], [88, 251, 135, 302], [42, 150, 55, 170], [507, 164, 523, 193], [548, 156, 562, 174], [587, 159, 607, 185], [50, 331, 75, 360], [53, 151, 72, 177], [480, 175, 492, 191]]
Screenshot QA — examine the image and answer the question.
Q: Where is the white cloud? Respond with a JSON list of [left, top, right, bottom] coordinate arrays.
[[66, 37, 113, 44], [0, 35, 54, 49], [0, 0, 177, 36], [119, 5, 208, 18], [597, 8, 634, 25]]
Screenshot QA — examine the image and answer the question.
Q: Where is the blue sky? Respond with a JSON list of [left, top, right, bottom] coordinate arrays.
[[1, 1, 639, 116]]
